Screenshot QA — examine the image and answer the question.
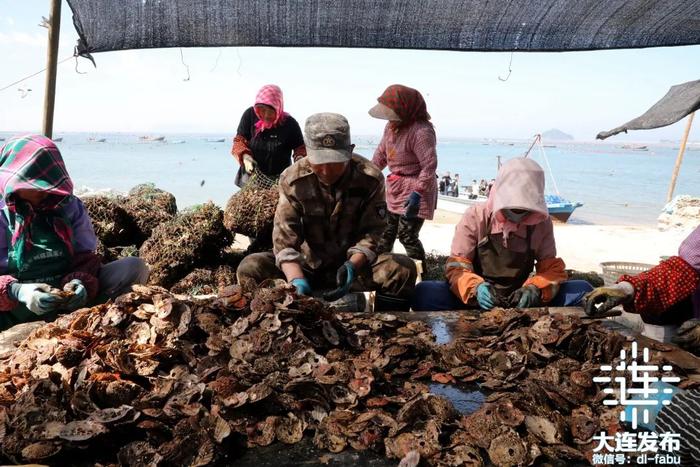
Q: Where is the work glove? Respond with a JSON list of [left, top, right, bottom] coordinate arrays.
[[63, 279, 88, 311], [290, 278, 312, 296], [583, 281, 634, 316], [323, 261, 356, 302], [402, 191, 421, 220], [672, 319, 700, 353], [511, 284, 541, 308], [476, 282, 496, 310], [243, 154, 256, 173], [622, 381, 681, 431], [9, 282, 64, 316]]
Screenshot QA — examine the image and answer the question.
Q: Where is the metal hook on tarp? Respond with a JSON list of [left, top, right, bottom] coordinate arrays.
[[74, 43, 96, 68], [180, 48, 191, 81], [74, 55, 87, 74], [498, 52, 514, 82], [210, 50, 222, 72]]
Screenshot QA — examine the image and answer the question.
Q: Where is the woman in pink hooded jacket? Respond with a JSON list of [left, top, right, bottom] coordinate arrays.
[[413, 158, 592, 311]]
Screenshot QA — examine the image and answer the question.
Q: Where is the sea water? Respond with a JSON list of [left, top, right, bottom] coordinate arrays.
[[1, 132, 698, 225]]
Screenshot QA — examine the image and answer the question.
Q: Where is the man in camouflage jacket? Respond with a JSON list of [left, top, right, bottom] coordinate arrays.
[[236, 113, 416, 310]]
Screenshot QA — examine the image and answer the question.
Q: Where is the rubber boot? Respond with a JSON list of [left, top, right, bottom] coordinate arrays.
[[374, 294, 411, 312]]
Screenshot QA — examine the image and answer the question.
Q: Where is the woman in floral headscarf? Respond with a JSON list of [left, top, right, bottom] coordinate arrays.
[[369, 84, 438, 264], [0, 135, 149, 331], [231, 84, 305, 184]]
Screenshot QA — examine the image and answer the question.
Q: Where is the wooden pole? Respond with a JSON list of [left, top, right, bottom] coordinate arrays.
[[42, 0, 62, 139], [666, 112, 695, 203]]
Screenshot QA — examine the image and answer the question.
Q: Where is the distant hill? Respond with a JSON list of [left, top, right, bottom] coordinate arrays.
[[542, 129, 574, 141]]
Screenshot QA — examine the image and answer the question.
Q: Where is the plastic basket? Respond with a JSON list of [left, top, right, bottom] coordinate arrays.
[[600, 262, 654, 287]]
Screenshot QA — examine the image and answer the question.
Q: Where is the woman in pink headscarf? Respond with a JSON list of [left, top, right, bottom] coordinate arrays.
[[231, 85, 305, 251], [413, 158, 592, 311], [232, 85, 305, 184]]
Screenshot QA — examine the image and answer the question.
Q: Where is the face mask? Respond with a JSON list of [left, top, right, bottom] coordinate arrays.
[[503, 209, 529, 223]]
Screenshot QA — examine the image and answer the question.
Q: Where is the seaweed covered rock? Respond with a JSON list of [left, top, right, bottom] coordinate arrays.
[[223, 186, 279, 238], [81, 195, 137, 247], [95, 239, 110, 262], [170, 265, 237, 295], [124, 183, 178, 244], [566, 269, 604, 287], [139, 202, 232, 288], [422, 253, 449, 281]]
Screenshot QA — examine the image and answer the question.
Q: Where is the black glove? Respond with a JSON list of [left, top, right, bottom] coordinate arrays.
[[672, 319, 700, 353], [510, 285, 541, 308], [582, 282, 634, 316]]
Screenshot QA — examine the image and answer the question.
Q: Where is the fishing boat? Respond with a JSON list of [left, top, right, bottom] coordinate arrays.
[[139, 135, 165, 142], [438, 194, 582, 222], [206, 138, 225, 143], [87, 137, 106, 143], [438, 134, 583, 222], [544, 195, 584, 222], [620, 144, 648, 151]]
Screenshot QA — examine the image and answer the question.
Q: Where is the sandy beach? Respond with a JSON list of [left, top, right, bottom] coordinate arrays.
[[397, 209, 693, 273]]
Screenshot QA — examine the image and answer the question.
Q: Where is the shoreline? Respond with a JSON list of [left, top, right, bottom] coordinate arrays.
[[235, 208, 692, 274]]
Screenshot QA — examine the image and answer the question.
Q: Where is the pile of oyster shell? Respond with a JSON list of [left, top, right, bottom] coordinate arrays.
[[0, 284, 692, 466]]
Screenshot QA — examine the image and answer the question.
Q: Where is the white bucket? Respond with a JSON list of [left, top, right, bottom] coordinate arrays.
[[414, 259, 423, 283], [363, 291, 375, 313]]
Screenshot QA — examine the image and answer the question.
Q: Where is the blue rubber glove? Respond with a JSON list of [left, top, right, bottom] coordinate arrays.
[[623, 381, 681, 431], [323, 261, 356, 302], [290, 278, 312, 296], [9, 282, 63, 315], [63, 279, 88, 311], [402, 191, 422, 220], [511, 285, 541, 308], [476, 283, 495, 310]]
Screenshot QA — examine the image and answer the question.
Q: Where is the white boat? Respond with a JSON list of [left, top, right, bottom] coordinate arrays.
[[206, 138, 225, 143], [438, 135, 583, 222], [87, 137, 106, 143], [438, 193, 582, 223], [139, 135, 165, 142]]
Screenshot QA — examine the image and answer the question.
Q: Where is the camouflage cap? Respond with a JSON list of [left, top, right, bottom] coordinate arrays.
[[304, 113, 352, 164]]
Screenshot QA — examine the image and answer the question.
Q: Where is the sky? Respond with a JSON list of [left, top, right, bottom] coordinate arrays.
[[0, 1, 699, 141]]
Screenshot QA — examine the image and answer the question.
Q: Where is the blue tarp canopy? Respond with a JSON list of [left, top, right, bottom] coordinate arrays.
[[66, 0, 700, 56]]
